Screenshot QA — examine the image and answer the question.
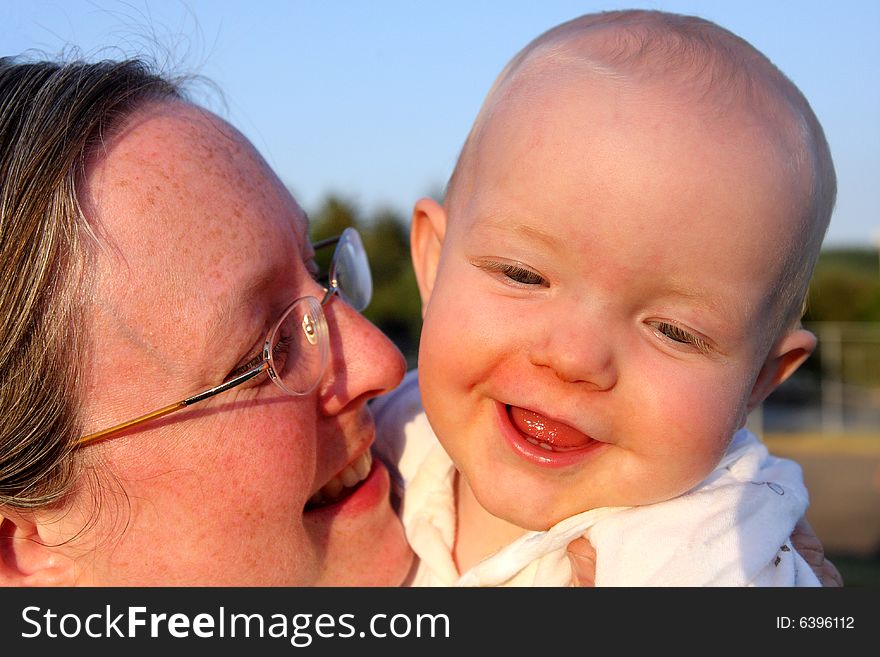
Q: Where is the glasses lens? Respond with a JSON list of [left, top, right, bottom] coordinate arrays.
[[267, 297, 329, 395], [332, 228, 372, 311]]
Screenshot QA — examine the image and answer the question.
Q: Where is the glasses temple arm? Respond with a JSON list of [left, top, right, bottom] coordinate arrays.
[[312, 235, 341, 250], [76, 401, 188, 448], [76, 362, 268, 448], [184, 362, 267, 404]]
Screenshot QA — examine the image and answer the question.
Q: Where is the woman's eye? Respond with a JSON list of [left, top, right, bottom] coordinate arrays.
[[270, 334, 293, 374], [226, 350, 270, 388], [476, 260, 549, 287], [651, 321, 711, 353], [229, 353, 262, 378]]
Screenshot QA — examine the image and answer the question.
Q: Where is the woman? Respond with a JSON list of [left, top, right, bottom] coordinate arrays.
[[0, 56, 411, 585]]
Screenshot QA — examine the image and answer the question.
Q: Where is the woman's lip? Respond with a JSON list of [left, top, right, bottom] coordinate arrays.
[[495, 402, 605, 468]]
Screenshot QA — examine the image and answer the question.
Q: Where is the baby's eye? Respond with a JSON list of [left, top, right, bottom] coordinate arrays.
[[649, 321, 712, 353], [475, 260, 549, 287], [503, 265, 546, 286], [649, 321, 711, 354]]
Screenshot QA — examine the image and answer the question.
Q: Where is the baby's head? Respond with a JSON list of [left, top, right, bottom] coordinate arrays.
[[410, 10, 835, 530]]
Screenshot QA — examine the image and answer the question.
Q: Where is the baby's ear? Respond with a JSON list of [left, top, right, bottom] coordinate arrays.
[[746, 328, 817, 415], [0, 508, 77, 586], [410, 197, 448, 314]]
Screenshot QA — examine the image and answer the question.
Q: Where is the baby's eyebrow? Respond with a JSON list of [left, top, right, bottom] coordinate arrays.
[[477, 216, 563, 251], [662, 282, 726, 316]]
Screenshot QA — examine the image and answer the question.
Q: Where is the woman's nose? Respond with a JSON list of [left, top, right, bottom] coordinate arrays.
[[318, 298, 407, 415]]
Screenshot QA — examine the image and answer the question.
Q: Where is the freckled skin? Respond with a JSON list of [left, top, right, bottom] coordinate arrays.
[[42, 101, 411, 585]]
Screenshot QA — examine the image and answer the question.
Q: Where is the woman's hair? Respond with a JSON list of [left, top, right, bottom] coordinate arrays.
[[0, 56, 182, 509]]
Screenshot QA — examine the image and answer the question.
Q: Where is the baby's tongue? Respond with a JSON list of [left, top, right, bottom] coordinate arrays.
[[508, 406, 593, 449]]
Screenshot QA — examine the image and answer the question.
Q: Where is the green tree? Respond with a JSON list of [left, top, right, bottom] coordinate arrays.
[[306, 194, 422, 366], [795, 247, 880, 388], [309, 194, 361, 240], [361, 208, 422, 366], [805, 248, 880, 322]]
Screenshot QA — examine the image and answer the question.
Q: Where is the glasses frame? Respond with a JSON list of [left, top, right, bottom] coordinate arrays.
[[76, 228, 365, 448]]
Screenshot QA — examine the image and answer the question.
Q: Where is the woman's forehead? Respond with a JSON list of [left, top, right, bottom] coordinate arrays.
[[96, 105, 300, 256], [85, 101, 307, 347]]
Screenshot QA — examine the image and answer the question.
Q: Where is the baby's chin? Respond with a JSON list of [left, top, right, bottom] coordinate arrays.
[[474, 488, 590, 532], [473, 481, 681, 530]]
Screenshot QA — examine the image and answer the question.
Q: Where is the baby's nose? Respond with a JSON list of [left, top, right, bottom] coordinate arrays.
[[528, 323, 617, 390]]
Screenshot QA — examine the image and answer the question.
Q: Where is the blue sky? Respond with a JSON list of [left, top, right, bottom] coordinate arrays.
[[3, 0, 878, 247]]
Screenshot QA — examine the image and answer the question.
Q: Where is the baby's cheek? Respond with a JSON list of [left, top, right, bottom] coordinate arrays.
[[632, 379, 733, 487], [419, 293, 472, 367]]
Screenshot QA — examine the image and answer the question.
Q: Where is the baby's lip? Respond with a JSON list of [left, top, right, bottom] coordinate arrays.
[[507, 406, 596, 451]]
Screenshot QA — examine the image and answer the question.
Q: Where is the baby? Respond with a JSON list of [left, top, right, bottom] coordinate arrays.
[[374, 9, 835, 586]]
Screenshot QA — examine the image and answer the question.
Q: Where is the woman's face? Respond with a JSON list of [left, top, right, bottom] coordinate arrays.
[[55, 101, 411, 585]]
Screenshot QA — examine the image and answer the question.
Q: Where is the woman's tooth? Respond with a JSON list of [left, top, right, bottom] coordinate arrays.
[[340, 464, 360, 487], [322, 477, 343, 500], [316, 451, 374, 504], [354, 450, 372, 479]]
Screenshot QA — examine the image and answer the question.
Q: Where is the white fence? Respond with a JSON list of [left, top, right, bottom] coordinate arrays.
[[753, 321, 880, 434]]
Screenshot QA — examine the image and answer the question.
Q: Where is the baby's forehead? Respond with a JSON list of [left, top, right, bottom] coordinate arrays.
[[471, 29, 815, 225], [516, 24, 801, 134], [522, 14, 774, 89], [447, 13, 833, 336]]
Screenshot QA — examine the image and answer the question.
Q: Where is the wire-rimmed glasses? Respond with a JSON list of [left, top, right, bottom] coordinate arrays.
[[76, 227, 371, 448]]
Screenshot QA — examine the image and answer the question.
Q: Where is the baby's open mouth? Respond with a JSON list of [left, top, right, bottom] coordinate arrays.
[[306, 450, 373, 510], [507, 405, 596, 451]]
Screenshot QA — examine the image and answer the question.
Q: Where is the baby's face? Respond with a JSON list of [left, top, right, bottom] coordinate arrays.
[[416, 70, 812, 529]]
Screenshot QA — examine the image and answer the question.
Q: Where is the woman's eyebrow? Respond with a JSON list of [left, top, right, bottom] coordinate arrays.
[[205, 275, 274, 356], [207, 214, 310, 351], [199, 203, 313, 354]]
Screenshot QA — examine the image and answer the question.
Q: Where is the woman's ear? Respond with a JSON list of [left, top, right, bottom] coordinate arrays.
[[746, 327, 817, 415], [410, 197, 448, 316], [0, 510, 76, 586]]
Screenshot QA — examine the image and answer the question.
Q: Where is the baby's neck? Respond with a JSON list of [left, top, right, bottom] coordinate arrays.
[[453, 473, 529, 573]]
